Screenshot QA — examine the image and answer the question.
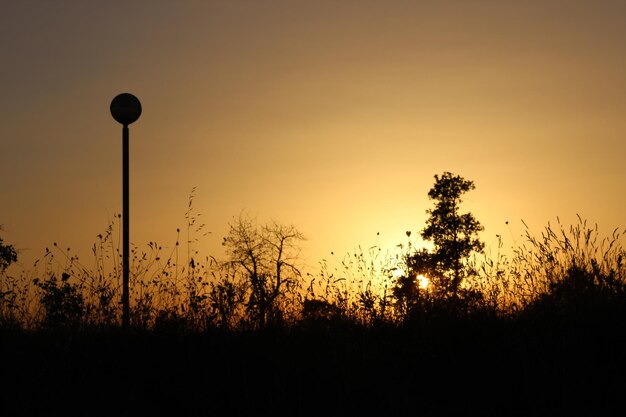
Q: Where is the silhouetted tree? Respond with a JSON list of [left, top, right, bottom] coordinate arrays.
[[418, 172, 484, 300], [0, 228, 17, 272], [222, 214, 305, 328], [0, 229, 19, 323]]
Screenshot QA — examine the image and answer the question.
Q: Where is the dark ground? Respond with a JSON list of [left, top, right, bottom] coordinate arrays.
[[1, 314, 625, 417]]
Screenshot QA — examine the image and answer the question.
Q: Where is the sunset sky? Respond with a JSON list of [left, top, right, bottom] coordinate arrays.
[[2, 0, 625, 273]]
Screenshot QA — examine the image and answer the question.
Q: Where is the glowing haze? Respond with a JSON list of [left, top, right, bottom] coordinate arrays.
[[1, 1, 625, 272]]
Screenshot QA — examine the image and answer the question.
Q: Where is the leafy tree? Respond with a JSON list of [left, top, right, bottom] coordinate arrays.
[[391, 173, 484, 319], [1, 229, 19, 324], [0, 228, 17, 272], [420, 172, 484, 299], [222, 214, 305, 328]]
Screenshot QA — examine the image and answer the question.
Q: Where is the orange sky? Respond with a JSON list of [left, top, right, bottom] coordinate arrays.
[[2, 1, 625, 273]]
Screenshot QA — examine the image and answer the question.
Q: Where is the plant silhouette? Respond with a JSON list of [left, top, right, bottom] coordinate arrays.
[[33, 273, 85, 330], [1, 177, 626, 416], [393, 172, 485, 318], [222, 213, 305, 329], [421, 172, 484, 298], [0, 227, 17, 272]]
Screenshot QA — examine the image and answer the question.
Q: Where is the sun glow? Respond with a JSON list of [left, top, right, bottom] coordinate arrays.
[[392, 268, 430, 290], [416, 274, 429, 290]]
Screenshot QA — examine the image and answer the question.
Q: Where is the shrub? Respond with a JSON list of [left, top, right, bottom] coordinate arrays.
[[34, 273, 85, 330]]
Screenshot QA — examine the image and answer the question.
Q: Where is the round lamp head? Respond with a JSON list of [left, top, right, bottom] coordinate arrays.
[[110, 93, 142, 125]]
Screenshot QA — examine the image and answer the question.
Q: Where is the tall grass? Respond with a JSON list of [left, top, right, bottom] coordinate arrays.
[[470, 216, 626, 316], [305, 238, 398, 325], [1, 211, 624, 331]]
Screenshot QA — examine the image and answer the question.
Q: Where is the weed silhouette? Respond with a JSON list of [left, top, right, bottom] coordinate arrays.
[[2, 181, 625, 416]]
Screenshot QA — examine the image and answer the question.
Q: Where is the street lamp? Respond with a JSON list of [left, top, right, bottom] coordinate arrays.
[[110, 93, 142, 329]]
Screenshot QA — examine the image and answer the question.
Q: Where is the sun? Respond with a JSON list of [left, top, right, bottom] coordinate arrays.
[[392, 268, 430, 290], [416, 274, 430, 290]]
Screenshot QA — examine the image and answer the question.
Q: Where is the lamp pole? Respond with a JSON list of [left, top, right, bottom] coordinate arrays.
[[110, 93, 142, 329]]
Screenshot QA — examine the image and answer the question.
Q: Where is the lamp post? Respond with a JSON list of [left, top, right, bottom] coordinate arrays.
[[110, 93, 142, 329]]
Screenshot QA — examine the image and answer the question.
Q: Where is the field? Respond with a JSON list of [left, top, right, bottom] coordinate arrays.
[[1, 215, 625, 416]]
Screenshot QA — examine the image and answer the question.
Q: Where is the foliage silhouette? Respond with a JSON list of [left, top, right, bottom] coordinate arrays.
[[510, 217, 626, 320], [392, 172, 485, 318], [0, 229, 20, 326], [222, 213, 305, 329], [421, 172, 484, 298], [2, 180, 624, 334], [1, 188, 626, 415], [307, 240, 398, 326], [0, 228, 17, 272], [33, 273, 85, 330]]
